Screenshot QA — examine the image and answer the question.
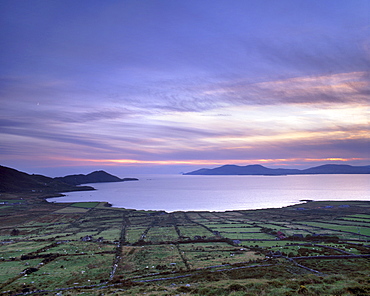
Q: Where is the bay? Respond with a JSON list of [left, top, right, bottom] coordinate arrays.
[[48, 174, 370, 212]]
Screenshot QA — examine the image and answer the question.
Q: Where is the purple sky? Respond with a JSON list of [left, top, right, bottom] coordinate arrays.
[[1, 0, 369, 176]]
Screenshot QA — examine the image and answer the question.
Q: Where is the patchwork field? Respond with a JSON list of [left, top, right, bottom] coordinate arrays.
[[0, 199, 369, 295]]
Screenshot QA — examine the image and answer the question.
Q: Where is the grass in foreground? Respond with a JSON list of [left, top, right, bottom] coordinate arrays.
[[0, 200, 369, 295]]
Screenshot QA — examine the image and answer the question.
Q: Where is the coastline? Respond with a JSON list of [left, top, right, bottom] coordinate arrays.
[[47, 174, 370, 212]]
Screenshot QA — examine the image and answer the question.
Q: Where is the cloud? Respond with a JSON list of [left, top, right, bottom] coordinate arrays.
[[153, 136, 370, 164], [199, 71, 370, 107], [1, 1, 369, 173]]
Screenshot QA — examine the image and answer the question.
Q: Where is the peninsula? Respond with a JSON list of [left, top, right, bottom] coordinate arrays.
[[0, 165, 137, 200]]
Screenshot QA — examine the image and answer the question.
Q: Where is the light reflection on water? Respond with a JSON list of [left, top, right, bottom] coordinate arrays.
[[48, 174, 370, 212]]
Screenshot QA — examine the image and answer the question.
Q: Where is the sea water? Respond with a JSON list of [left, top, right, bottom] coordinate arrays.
[[48, 174, 370, 212]]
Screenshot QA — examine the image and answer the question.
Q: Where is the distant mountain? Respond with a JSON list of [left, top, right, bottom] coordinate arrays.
[[0, 165, 94, 194], [301, 164, 370, 174], [185, 164, 301, 175], [55, 170, 138, 185], [184, 164, 370, 175]]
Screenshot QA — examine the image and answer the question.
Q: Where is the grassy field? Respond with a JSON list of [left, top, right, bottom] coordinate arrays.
[[0, 199, 369, 295]]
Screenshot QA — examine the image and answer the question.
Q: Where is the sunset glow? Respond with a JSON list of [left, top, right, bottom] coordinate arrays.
[[0, 1, 369, 175], [47, 157, 369, 169]]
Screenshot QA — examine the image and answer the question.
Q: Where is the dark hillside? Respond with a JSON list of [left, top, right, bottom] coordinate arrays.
[[0, 165, 94, 194], [55, 170, 138, 185]]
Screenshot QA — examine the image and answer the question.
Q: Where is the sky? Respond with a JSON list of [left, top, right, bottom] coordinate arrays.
[[1, 0, 369, 177]]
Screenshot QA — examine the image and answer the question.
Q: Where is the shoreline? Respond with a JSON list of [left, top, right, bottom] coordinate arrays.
[[46, 199, 370, 214], [44, 174, 369, 212]]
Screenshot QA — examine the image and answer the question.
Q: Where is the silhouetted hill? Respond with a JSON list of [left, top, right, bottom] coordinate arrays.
[[301, 164, 370, 174], [0, 165, 94, 194], [55, 170, 138, 185], [185, 164, 300, 175], [185, 164, 370, 175]]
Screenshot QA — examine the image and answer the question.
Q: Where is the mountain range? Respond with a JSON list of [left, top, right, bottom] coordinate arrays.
[[184, 164, 370, 176], [0, 165, 137, 195]]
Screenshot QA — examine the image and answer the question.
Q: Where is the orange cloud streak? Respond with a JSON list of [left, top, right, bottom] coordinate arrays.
[[51, 157, 367, 167]]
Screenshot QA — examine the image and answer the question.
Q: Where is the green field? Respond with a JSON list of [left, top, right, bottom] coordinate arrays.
[[1, 200, 370, 295], [70, 202, 100, 208]]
